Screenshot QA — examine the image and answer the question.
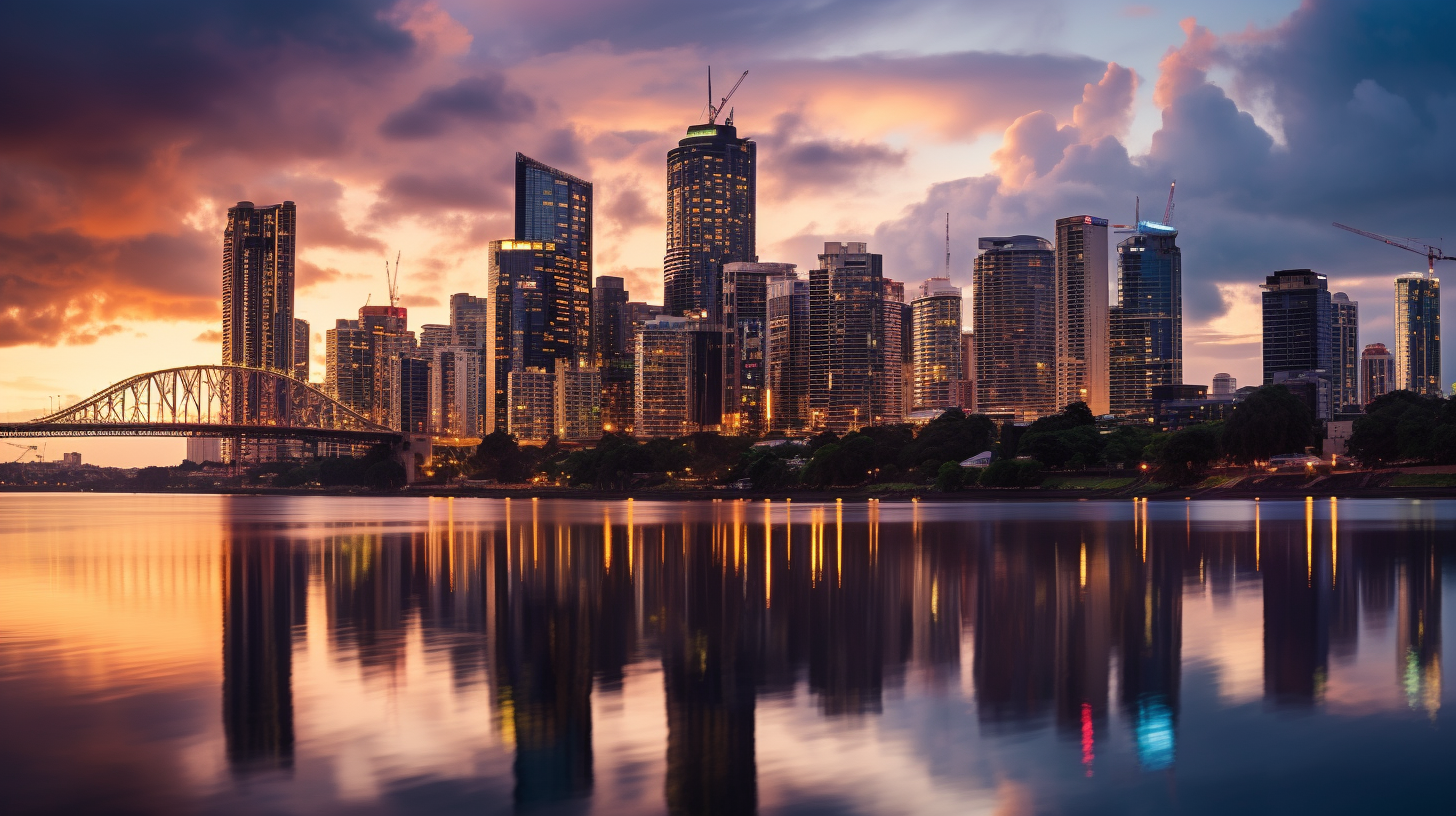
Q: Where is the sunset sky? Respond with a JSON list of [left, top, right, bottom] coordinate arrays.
[[4, 0, 1455, 465]]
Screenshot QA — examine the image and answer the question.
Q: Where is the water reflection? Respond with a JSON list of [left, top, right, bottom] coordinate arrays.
[[2, 496, 1454, 814]]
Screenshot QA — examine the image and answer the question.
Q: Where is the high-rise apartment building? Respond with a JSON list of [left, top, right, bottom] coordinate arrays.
[[636, 316, 693, 438], [958, 330, 976, 410], [723, 261, 798, 433], [516, 153, 592, 360], [1361, 343, 1394, 405], [591, 276, 629, 364], [450, 293, 490, 348], [1395, 273, 1441, 395], [592, 276, 633, 433], [359, 305, 414, 427], [1331, 292, 1359, 410], [911, 277, 963, 412], [419, 324, 451, 356], [507, 365, 602, 443], [391, 356, 431, 434], [973, 235, 1056, 420], [1054, 215, 1110, 414], [432, 346, 480, 439], [325, 318, 371, 413], [882, 279, 906, 423], [223, 201, 296, 374], [508, 369, 557, 443], [292, 318, 310, 382], [1212, 373, 1236, 396], [765, 277, 810, 433], [1261, 269, 1331, 386], [810, 243, 893, 431], [664, 122, 756, 317], [1109, 223, 1182, 417]]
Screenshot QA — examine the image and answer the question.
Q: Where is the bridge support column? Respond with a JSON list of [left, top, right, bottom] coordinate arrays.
[[395, 434, 432, 484]]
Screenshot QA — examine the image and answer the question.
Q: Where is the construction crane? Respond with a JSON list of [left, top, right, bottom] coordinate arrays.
[[1162, 180, 1176, 225], [1114, 181, 1178, 233], [706, 67, 748, 125], [6, 442, 37, 463], [384, 251, 402, 308], [1332, 222, 1454, 278]]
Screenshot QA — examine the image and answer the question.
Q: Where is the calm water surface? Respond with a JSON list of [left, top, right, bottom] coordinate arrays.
[[2, 495, 1455, 815]]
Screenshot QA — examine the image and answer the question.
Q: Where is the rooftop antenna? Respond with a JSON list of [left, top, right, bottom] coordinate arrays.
[[384, 251, 401, 308], [945, 213, 950, 277]]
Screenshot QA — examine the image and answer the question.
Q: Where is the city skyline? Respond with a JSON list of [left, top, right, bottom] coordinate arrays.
[[6, 0, 1456, 465]]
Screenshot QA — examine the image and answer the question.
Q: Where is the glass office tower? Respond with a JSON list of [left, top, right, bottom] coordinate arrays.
[[1109, 223, 1182, 417], [1054, 215, 1110, 414], [1395, 273, 1441, 396], [911, 278, 963, 412], [1331, 292, 1359, 410], [664, 123, 756, 317], [514, 153, 592, 370], [1261, 269, 1332, 383], [810, 242, 892, 431]]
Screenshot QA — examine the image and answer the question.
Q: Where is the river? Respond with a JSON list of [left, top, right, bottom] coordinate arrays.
[[1, 494, 1453, 814]]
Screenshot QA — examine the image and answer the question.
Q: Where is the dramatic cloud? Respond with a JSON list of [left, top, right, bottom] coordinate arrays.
[[380, 74, 536, 139]]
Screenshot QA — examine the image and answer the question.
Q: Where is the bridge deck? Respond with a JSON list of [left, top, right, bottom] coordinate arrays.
[[0, 423, 402, 442]]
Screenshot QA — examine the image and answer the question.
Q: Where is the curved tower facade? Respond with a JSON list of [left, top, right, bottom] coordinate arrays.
[[664, 123, 756, 317], [973, 236, 1056, 420]]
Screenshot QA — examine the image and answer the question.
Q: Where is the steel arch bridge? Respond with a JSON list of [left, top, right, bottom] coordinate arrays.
[[0, 365, 401, 443]]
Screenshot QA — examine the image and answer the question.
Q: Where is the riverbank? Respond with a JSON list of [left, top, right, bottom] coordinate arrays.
[[6, 466, 1456, 501]]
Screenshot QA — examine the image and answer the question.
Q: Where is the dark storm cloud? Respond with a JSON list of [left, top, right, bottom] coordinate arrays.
[[0, 0, 420, 345], [374, 172, 509, 217], [757, 113, 907, 198], [380, 74, 536, 139]]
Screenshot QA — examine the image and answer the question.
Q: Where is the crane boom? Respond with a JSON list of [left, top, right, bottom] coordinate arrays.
[[707, 69, 748, 125], [1162, 180, 1176, 225], [1332, 222, 1455, 277]]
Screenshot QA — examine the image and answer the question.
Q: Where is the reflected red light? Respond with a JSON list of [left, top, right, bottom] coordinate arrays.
[[1081, 701, 1095, 776]]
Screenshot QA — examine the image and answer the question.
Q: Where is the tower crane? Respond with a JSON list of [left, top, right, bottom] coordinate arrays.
[[706, 67, 748, 125], [1332, 222, 1454, 278], [1113, 181, 1177, 232], [6, 442, 37, 463], [1162, 180, 1176, 225], [384, 251, 402, 308]]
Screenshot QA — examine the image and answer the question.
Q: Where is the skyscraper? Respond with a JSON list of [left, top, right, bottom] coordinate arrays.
[[882, 278, 906, 423], [1261, 269, 1331, 385], [723, 261, 797, 433], [325, 318, 371, 413], [664, 121, 756, 317], [765, 277, 810, 433], [1331, 292, 1359, 410], [391, 356, 431, 434], [973, 235, 1056, 420], [591, 276, 629, 364], [359, 305, 413, 427], [911, 277, 963, 412], [486, 240, 555, 433], [810, 242, 892, 431], [223, 201, 296, 374], [1361, 343, 1394, 405], [958, 330, 976, 410], [1109, 223, 1181, 417], [1054, 215, 1110, 414], [292, 318, 310, 382], [636, 316, 693, 438], [516, 153, 592, 361], [592, 276, 633, 433], [1212, 373, 1236, 397], [1395, 273, 1441, 396]]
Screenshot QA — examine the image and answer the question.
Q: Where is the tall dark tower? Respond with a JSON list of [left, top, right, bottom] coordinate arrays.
[[514, 153, 593, 368], [223, 201, 296, 373], [664, 84, 757, 317], [1109, 222, 1182, 417]]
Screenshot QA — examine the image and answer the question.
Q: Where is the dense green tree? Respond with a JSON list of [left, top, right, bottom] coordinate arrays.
[[1221, 385, 1315, 464], [1014, 403, 1104, 469], [1155, 423, 1222, 485], [1103, 426, 1155, 468], [898, 409, 997, 473], [935, 461, 967, 491], [365, 459, 407, 490], [978, 458, 1044, 487], [470, 431, 532, 483], [1346, 391, 1447, 466]]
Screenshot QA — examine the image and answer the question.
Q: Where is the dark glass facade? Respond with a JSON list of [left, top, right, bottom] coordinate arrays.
[[664, 123, 756, 317], [766, 278, 810, 433], [722, 262, 797, 433], [394, 356, 431, 434], [592, 276, 633, 433], [514, 154, 592, 371], [1109, 227, 1182, 417], [1395, 274, 1441, 396], [973, 236, 1056, 420], [1261, 269, 1331, 384], [487, 240, 554, 432], [810, 243, 891, 431], [1331, 292, 1359, 410]]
